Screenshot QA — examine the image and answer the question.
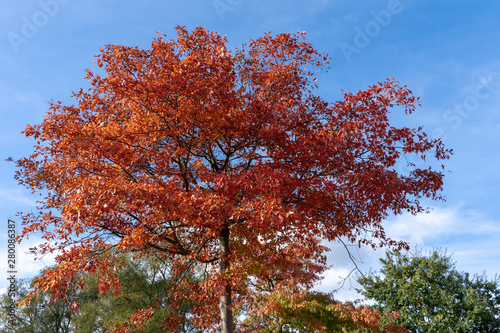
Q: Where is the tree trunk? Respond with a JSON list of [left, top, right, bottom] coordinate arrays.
[[219, 226, 233, 333]]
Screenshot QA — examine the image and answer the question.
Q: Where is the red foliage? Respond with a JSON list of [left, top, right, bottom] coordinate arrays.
[[13, 26, 450, 331]]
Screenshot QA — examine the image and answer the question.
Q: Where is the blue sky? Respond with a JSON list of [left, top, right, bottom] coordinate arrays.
[[1, 0, 499, 300]]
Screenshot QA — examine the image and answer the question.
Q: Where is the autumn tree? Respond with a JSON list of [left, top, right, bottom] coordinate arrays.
[[239, 288, 407, 332], [357, 249, 500, 332], [12, 26, 451, 332]]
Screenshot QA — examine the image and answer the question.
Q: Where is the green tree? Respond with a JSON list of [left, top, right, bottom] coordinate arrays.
[[0, 275, 74, 333], [73, 254, 202, 333], [357, 249, 500, 332], [0, 254, 201, 333]]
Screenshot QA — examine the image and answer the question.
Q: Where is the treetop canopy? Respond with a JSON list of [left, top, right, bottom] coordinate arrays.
[[13, 26, 451, 332]]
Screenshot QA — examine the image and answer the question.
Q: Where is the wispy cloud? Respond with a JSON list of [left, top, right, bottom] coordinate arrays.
[[386, 205, 500, 245], [0, 234, 57, 292], [0, 188, 38, 207], [319, 205, 500, 300]]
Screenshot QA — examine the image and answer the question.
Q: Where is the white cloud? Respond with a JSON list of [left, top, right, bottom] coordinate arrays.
[[318, 205, 500, 300], [0, 234, 57, 292], [386, 205, 500, 246], [386, 207, 457, 245], [317, 267, 362, 301], [0, 188, 38, 207], [316, 240, 384, 301]]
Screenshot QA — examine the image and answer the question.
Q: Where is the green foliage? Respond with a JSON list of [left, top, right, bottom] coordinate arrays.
[[357, 249, 500, 332], [73, 254, 201, 333], [0, 273, 75, 333], [242, 291, 350, 332], [0, 255, 201, 333], [239, 288, 406, 333]]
